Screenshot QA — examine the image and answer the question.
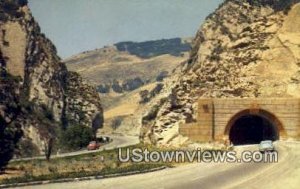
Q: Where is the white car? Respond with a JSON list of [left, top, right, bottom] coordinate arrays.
[[259, 140, 275, 153]]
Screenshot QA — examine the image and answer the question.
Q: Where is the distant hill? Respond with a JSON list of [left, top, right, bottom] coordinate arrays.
[[115, 38, 191, 58], [64, 38, 191, 135], [64, 38, 192, 98]]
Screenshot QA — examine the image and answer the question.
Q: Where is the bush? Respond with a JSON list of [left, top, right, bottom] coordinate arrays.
[[97, 84, 110, 93], [111, 80, 123, 93], [139, 83, 164, 104], [92, 113, 103, 137], [122, 77, 144, 91], [156, 71, 169, 82], [111, 117, 123, 130], [0, 72, 23, 172], [59, 125, 93, 151], [17, 139, 40, 158], [18, 0, 28, 6], [139, 90, 150, 104], [0, 121, 23, 172]]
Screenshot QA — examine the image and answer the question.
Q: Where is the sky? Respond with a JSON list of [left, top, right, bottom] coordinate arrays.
[[28, 0, 223, 58]]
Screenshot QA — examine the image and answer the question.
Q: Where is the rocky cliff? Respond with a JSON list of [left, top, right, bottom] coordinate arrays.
[[0, 0, 103, 156], [141, 0, 300, 146]]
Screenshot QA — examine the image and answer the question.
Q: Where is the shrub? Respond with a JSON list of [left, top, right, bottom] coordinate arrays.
[[111, 80, 123, 93], [18, 0, 28, 6], [139, 84, 164, 104], [0, 72, 23, 172], [97, 84, 110, 93], [122, 77, 144, 91], [111, 117, 123, 130], [0, 121, 23, 172], [92, 113, 103, 137], [139, 90, 150, 104], [59, 125, 93, 151], [17, 139, 40, 158], [156, 71, 169, 82]]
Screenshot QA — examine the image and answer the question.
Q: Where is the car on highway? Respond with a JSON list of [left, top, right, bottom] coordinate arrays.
[[98, 136, 111, 143], [87, 141, 101, 151], [259, 140, 275, 153]]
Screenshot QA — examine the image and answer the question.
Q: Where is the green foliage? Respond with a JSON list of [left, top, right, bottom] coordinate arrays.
[[1, 163, 165, 185], [0, 72, 23, 171], [111, 79, 123, 93], [92, 113, 103, 136], [156, 71, 169, 82], [0, 0, 24, 18], [115, 38, 191, 59], [247, 0, 300, 13], [139, 83, 164, 104], [0, 121, 23, 172], [111, 117, 123, 130], [96, 84, 110, 93], [122, 77, 144, 91], [59, 125, 93, 151], [17, 139, 40, 158], [17, 0, 28, 6]]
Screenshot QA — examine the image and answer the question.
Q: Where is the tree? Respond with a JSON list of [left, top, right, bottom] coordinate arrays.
[[92, 113, 103, 139], [60, 125, 93, 151], [111, 79, 123, 93], [0, 73, 23, 173], [38, 120, 56, 161], [111, 117, 123, 130], [0, 121, 23, 173], [18, 0, 28, 6]]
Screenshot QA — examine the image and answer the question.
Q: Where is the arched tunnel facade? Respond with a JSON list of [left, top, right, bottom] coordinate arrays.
[[225, 109, 281, 145], [179, 98, 299, 143]]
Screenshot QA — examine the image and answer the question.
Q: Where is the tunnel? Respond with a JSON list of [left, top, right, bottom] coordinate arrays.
[[228, 113, 279, 145]]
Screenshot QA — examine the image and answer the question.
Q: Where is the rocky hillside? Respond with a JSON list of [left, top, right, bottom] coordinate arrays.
[[64, 38, 190, 135], [141, 0, 300, 146], [0, 0, 103, 157], [64, 38, 191, 97]]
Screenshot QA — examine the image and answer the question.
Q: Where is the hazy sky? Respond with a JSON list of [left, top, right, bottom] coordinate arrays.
[[28, 0, 223, 58]]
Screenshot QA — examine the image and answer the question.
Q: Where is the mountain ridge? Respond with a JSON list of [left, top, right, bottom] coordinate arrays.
[[141, 0, 300, 146], [0, 0, 103, 160]]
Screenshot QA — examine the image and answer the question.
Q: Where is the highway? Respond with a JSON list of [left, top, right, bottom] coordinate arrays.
[[16, 141, 300, 189], [12, 135, 139, 161]]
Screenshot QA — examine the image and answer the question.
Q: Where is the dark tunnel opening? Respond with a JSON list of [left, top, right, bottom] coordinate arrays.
[[229, 115, 279, 145]]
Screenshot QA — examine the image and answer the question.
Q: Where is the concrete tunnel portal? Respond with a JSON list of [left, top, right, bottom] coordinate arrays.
[[179, 98, 297, 144], [226, 109, 281, 145]]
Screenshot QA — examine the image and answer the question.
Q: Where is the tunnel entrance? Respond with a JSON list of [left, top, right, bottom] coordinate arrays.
[[229, 114, 279, 145]]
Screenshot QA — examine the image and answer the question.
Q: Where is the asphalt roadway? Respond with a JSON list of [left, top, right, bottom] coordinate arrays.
[[15, 141, 300, 189], [11, 134, 139, 161]]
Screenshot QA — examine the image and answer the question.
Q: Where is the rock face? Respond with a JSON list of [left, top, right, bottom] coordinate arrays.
[[0, 1, 103, 155], [141, 0, 300, 146]]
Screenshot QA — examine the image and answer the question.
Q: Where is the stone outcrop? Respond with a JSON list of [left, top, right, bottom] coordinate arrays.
[[0, 1, 103, 155], [141, 0, 300, 146]]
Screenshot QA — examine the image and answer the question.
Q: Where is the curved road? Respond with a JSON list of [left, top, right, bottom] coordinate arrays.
[[17, 141, 300, 189], [12, 135, 139, 161]]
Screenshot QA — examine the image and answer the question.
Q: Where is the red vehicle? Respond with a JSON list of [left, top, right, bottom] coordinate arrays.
[[87, 141, 101, 151]]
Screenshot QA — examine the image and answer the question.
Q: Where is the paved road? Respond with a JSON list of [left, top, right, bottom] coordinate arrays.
[[12, 135, 139, 161], [17, 141, 300, 189]]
